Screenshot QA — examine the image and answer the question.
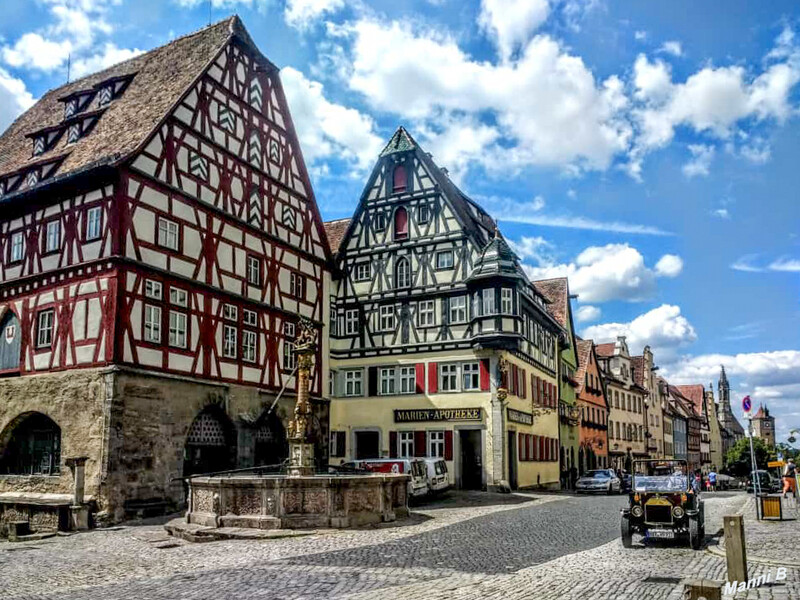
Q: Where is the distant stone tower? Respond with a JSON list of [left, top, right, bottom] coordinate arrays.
[[717, 365, 744, 441], [751, 405, 776, 448]]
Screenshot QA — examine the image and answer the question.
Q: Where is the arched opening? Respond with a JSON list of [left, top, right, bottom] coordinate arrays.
[[183, 406, 235, 476], [0, 412, 61, 475], [253, 411, 288, 468], [392, 164, 407, 193], [0, 310, 21, 374], [395, 257, 411, 289], [394, 206, 408, 240]]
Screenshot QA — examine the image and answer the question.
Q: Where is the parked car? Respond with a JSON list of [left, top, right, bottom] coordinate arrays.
[[621, 459, 705, 550], [576, 469, 622, 494], [340, 459, 429, 500], [746, 470, 781, 494], [617, 470, 632, 492], [423, 458, 450, 494]]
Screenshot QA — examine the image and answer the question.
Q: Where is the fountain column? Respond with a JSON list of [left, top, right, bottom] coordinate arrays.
[[287, 318, 317, 477]]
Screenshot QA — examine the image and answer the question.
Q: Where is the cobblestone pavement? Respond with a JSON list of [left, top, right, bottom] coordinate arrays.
[[1, 490, 795, 600], [724, 495, 800, 565]]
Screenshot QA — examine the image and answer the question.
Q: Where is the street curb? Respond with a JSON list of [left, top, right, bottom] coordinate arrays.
[[707, 497, 791, 567]]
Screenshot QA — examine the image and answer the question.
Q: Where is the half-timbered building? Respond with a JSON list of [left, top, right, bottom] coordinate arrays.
[[575, 338, 609, 474], [326, 128, 565, 491], [0, 17, 331, 524]]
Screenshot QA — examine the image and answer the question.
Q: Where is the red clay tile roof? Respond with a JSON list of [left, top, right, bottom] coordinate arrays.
[[0, 17, 238, 187], [594, 342, 616, 357], [674, 384, 705, 415], [752, 405, 770, 419], [532, 278, 569, 328], [323, 218, 351, 253], [575, 338, 593, 394]]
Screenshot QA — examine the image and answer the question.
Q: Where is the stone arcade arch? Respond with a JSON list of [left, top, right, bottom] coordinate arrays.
[[253, 411, 288, 468], [183, 406, 236, 476], [0, 412, 61, 476]]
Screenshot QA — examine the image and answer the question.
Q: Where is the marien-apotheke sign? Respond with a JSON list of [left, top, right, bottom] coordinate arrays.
[[394, 408, 482, 423], [507, 408, 533, 426]]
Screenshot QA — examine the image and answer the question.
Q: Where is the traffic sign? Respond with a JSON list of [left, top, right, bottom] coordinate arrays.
[[742, 395, 752, 413]]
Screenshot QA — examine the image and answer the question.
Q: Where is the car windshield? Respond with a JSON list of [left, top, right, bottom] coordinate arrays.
[[412, 462, 426, 478], [435, 462, 447, 475], [586, 470, 610, 479], [632, 460, 690, 492]]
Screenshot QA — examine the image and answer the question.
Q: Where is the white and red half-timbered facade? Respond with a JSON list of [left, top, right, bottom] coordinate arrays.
[[0, 17, 331, 524]]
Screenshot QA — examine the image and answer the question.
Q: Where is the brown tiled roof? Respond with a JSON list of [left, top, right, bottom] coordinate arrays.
[[532, 278, 568, 327], [323, 218, 350, 253], [0, 17, 237, 186], [574, 338, 593, 394], [674, 384, 705, 415], [594, 342, 616, 357], [752, 404, 769, 419], [630, 355, 645, 387]]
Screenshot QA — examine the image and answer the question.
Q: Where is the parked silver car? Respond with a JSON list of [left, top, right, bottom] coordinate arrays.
[[576, 468, 622, 494]]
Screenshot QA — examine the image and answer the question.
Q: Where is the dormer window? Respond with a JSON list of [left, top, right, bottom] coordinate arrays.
[[25, 170, 39, 188], [98, 86, 113, 107], [33, 137, 46, 157], [67, 124, 81, 144], [64, 99, 77, 119], [392, 164, 407, 193]]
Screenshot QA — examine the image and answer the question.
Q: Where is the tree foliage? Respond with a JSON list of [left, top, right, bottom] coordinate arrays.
[[724, 437, 776, 477]]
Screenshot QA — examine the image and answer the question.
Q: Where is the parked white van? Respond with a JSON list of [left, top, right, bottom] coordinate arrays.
[[340, 459, 429, 500], [424, 458, 450, 494]]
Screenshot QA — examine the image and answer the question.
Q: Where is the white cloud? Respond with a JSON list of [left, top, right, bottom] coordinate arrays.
[[711, 208, 730, 219], [285, 0, 345, 30], [739, 138, 771, 164], [507, 235, 552, 264], [575, 305, 601, 323], [634, 31, 647, 41], [768, 257, 800, 272], [633, 54, 672, 103], [0, 67, 35, 133], [71, 43, 143, 78], [730, 254, 800, 273], [731, 255, 763, 272], [664, 350, 800, 388], [2, 33, 72, 71], [682, 144, 715, 177], [174, 0, 269, 6], [478, 0, 550, 61], [523, 244, 680, 303], [654, 254, 683, 277], [659, 41, 683, 57], [583, 304, 697, 361], [280, 66, 382, 173]]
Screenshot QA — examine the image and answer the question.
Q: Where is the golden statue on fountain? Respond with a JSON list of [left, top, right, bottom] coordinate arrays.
[[287, 317, 317, 476]]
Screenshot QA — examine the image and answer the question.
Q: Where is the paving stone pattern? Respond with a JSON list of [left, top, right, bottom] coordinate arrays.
[[0, 491, 796, 600]]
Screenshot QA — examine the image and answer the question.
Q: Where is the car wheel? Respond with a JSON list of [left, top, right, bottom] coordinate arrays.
[[689, 517, 702, 550], [621, 515, 633, 548]]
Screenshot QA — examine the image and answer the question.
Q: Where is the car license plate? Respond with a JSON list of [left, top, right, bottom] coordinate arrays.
[[648, 529, 674, 539]]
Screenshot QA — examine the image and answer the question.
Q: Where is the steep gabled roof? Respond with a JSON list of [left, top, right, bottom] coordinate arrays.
[[532, 278, 568, 327], [674, 385, 706, 417], [468, 231, 527, 282], [752, 404, 770, 419], [0, 17, 240, 194], [323, 218, 351, 254], [595, 342, 616, 357], [575, 338, 593, 394]]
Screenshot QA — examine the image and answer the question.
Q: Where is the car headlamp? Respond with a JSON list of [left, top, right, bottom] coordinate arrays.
[[672, 506, 685, 519], [631, 505, 644, 518]]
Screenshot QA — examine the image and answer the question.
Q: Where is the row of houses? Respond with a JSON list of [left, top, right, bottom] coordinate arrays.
[[0, 18, 767, 528]]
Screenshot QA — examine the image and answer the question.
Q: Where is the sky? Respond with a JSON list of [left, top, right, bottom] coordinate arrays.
[[0, 0, 798, 444]]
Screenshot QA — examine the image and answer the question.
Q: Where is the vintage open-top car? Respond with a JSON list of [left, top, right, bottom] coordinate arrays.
[[620, 459, 705, 549]]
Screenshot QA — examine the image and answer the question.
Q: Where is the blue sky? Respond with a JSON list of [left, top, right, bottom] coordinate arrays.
[[0, 0, 798, 442]]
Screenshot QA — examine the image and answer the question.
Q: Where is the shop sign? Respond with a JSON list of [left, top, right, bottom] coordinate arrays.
[[394, 408, 482, 423], [507, 408, 533, 426]]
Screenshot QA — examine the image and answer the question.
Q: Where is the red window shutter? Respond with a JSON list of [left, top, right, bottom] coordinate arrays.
[[528, 435, 534, 460], [415, 363, 425, 394], [538, 377, 543, 405], [479, 358, 490, 391], [552, 439, 557, 462], [550, 383, 556, 407], [522, 369, 527, 399], [394, 206, 408, 238], [393, 164, 407, 192], [444, 430, 453, 460], [540, 436, 545, 461], [428, 363, 438, 393], [511, 365, 517, 396], [389, 431, 398, 458], [414, 431, 427, 457], [531, 374, 535, 402]]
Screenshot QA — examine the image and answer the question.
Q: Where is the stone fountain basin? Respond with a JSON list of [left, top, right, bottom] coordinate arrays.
[[184, 473, 410, 530]]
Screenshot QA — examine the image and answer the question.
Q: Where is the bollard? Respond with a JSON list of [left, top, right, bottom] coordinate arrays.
[[723, 514, 747, 583], [684, 579, 722, 600]]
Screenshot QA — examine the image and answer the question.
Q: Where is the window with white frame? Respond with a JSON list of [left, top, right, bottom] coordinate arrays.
[[45, 221, 60, 253], [440, 363, 458, 392], [145, 280, 162, 300], [379, 367, 395, 395], [399, 431, 414, 458], [170, 287, 188, 307], [379, 305, 395, 331], [399, 366, 416, 394], [462, 362, 480, 391], [501, 288, 513, 314], [86, 206, 102, 241], [243, 309, 257, 327], [354, 262, 370, 282], [418, 300, 435, 327], [36, 309, 54, 348], [418, 204, 430, 224], [449, 295, 467, 323], [290, 272, 305, 299], [247, 255, 261, 286], [482, 289, 495, 315], [344, 370, 363, 396], [329, 370, 336, 397], [223, 325, 237, 358], [345, 309, 358, 335], [10, 232, 24, 262], [144, 305, 162, 343], [169, 311, 187, 348], [395, 257, 411, 288], [242, 329, 256, 362], [223, 304, 238, 321], [158, 217, 179, 251], [374, 212, 386, 231], [283, 341, 296, 371], [428, 431, 445, 458], [435, 250, 454, 270]]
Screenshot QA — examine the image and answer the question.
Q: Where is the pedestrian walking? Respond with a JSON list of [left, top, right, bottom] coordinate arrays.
[[707, 469, 717, 492], [782, 458, 797, 499]]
